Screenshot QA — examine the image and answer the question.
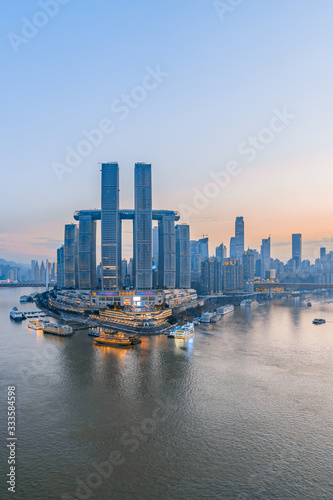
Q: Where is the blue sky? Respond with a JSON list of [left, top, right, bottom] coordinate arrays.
[[1, 0, 333, 263]]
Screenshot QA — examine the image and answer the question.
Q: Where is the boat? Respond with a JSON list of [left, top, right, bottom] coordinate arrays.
[[307, 302, 312, 307], [88, 329, 100, 337], [28, 319, 49, 330], [20, 295, 33, 303], [94, 331, 141, 347], [43, 323, 73, 336], [174, 323, 195, 340], [240, 299, 259, 307], [193, 319, 200, 326], [312, 318, 326, 325], [211, 314, 221, 323], [10, 307, 26, 321], [216, 304, 234, 315], [200, 312, 215, 323]]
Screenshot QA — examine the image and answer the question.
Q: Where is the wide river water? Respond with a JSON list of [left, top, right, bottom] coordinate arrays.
[[1, 287, 333, 499]]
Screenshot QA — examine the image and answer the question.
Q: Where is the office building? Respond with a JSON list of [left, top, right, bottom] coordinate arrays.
[[175, 224, 191, 289], [230, 237, 236, 260], [57, 246, 65, 288], [261, 237, 271, 277], [216, 243, 227, 262], [235, 217, 244, 259], [101, 162, 121, 290], [64, 224, 79, 289], [78, 214, 97, 289], [292, 233, 302, 269], [134, 163, 152, 289]]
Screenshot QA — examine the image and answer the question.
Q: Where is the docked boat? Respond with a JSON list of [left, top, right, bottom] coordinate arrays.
[[88, 328, 100, 337], [28, 319, 49, 330], [240, 299, 259, 307], [200, 311, 215, 323], [168, 323, 194, 339], [216, 304, 234, 315], [10, 307, 26, 321], [43, 323, 73, 336], [211, 314, 221, 323], [20, 295, 33, 303], [312, 318, 326, 325], [94, 331, 141, 347], [174, 322, 195, 339]]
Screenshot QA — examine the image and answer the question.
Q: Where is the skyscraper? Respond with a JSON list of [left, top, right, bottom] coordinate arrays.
[[158, 214, 175, 288], [101, 162, 121, 290], [222, 260, 243, 291], [243, 250, 255, 281], [134, 163, 152, 290], [230, 237, 236, 260], [235, 217, 244, 259], [78, 214, 97, 289], [261, 237, 271, 277], [57, 246, 64, 288], [197, 237, 209, 260], [64, 224, 79, 288], [216, 243, 227, 262], [153, 226, 159, 267], [175, 224, 191, 289], [292, 233, 302, 269], [200, 258, 222, 294], [320, 247, 326, 260]]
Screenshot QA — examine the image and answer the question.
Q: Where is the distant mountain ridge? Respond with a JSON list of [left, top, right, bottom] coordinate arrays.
[[0, 258, 30, 270]]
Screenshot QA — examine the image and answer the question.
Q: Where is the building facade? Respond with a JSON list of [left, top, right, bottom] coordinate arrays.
[[101, 162, 121, 290], [134, 163, 152, 289], [175, 224, 191, 289]]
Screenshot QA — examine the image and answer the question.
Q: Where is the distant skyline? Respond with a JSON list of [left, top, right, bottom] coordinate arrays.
[[2, 1, 333, 263]]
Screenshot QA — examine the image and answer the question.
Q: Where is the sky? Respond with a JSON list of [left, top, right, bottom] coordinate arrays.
[[1, 0, 333, 264]]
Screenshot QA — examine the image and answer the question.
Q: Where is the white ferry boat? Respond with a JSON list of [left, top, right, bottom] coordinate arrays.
[[10, 307, 25, 321], [200, 311, 215, 323], [174, 323, 195, 340], [216, 304, 234, 315], [43, 323, 73, 337]]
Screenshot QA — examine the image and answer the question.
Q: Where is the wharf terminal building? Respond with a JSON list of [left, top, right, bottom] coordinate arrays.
[[55, 163, 197, 329]]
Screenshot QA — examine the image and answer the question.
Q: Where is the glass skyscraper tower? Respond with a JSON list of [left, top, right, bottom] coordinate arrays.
[[134, 163, 152, 289], [101, 162, 121, 290], [292, 233, 302, 269], [235, 216, 244, 260]]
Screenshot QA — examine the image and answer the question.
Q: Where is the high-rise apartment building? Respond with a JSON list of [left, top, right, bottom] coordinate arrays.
[[175, 224, 191, 289], [64, 224, 79, 288], [57, 246, 64, 288], [78, 214, 97, 289], [158, 214, 176, 288]]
